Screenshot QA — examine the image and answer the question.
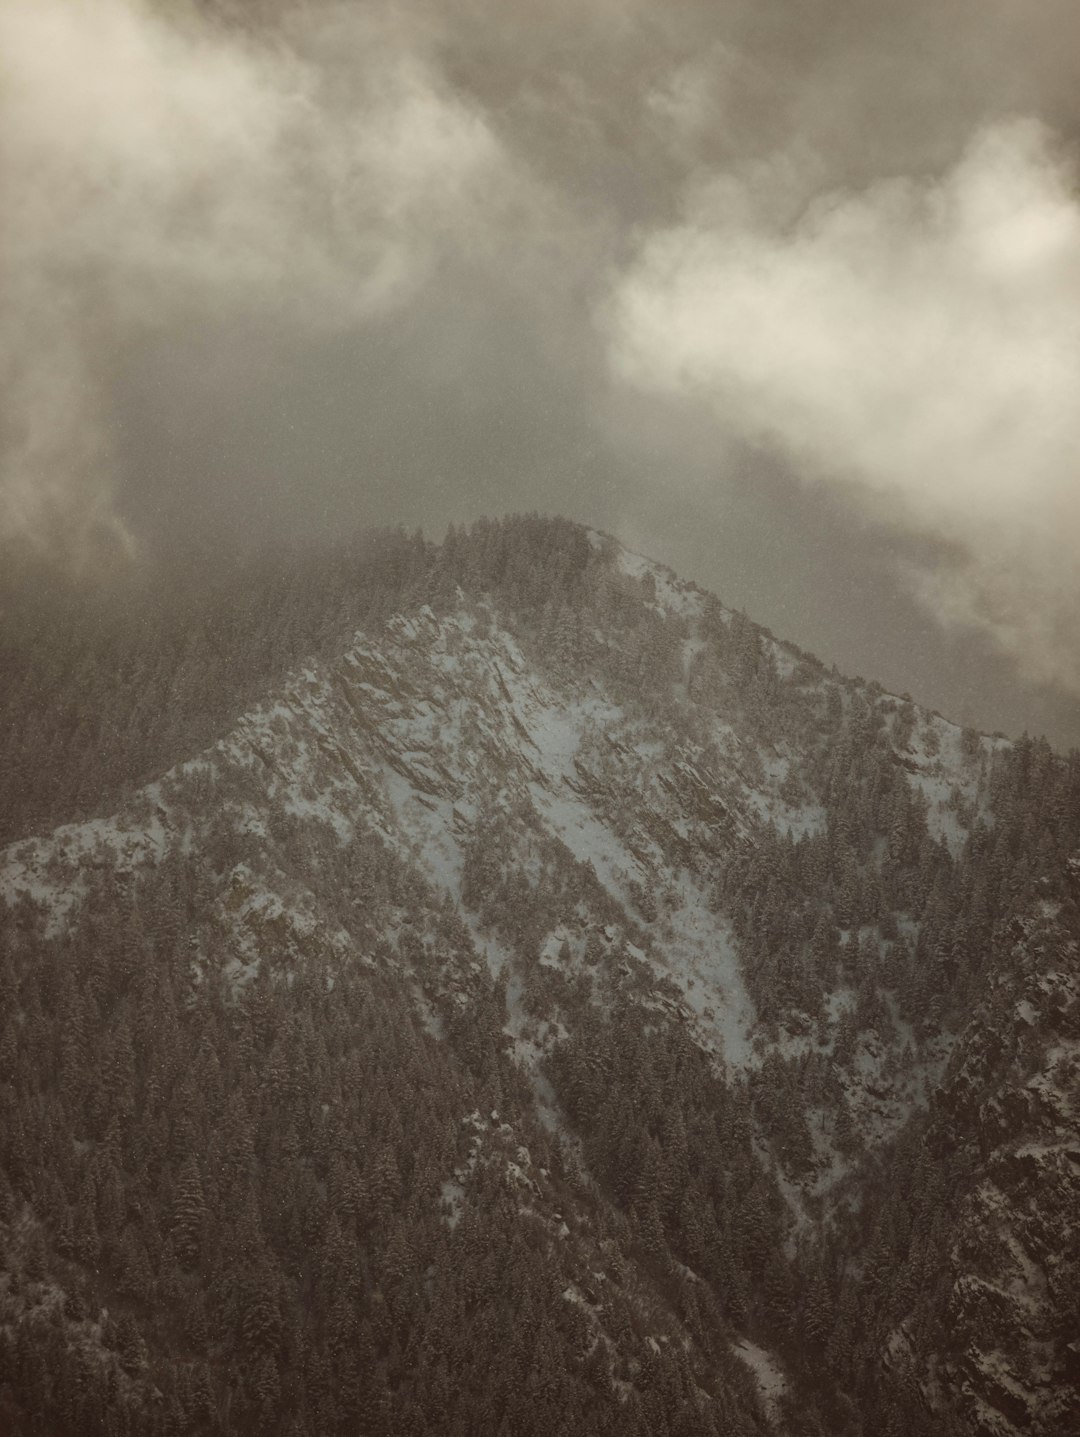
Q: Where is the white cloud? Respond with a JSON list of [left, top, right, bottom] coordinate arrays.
[[606, 119, 1080, 691], [0, 0, 507, 567]]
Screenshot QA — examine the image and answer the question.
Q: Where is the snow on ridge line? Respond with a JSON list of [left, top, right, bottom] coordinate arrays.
[[614, 544, 705, 621]]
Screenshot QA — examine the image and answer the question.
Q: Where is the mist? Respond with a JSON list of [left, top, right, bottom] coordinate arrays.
[[2, 0, 1079, 743], [0, 0, 550, 563]]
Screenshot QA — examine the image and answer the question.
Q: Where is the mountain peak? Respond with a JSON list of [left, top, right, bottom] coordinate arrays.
[[1, 516, 1077, 1435]]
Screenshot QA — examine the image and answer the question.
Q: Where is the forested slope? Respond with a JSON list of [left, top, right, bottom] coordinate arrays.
[[1, 516, 1077, 1435]]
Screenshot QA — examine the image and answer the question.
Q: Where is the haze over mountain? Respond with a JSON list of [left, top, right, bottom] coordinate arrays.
[[0, 518, 1078, 1434], [2, 0, 1079, 743], [3, 2, 1080, 1432]]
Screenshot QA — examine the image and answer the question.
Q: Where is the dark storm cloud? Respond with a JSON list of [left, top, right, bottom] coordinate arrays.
[[2, 0, 1078, 735]]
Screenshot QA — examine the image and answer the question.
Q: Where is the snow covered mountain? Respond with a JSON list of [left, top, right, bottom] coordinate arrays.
[[1, 516, 1077, 1435]]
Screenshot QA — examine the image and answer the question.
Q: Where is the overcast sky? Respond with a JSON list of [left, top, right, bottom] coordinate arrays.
[[3, 0, 1079, 743]]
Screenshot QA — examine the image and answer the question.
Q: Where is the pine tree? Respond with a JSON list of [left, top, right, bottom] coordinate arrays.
[[171, 1155, 207, 1269]]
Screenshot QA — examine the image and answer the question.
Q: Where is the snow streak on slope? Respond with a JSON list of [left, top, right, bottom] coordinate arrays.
[[0, 594, 766, 1081], [0, 547, 1000, 1111]]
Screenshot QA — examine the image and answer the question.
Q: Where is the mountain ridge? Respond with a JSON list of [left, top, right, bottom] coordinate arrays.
[[0, 515, 1077, 1435]]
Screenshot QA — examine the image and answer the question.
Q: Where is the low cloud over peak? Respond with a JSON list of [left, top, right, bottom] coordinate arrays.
[[2, 0, 1079, 737]]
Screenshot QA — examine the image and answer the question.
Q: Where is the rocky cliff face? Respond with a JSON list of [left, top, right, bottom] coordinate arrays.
[[0, 518, 1076, 1435]]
